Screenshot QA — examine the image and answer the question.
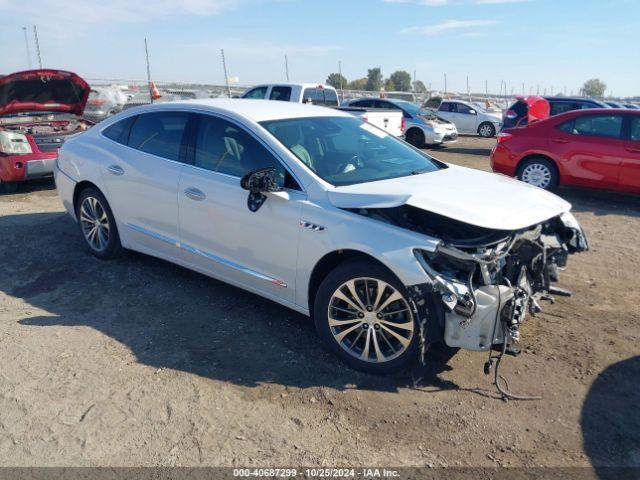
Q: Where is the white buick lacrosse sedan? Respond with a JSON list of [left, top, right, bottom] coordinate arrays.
[[55, 99, 587, 374]]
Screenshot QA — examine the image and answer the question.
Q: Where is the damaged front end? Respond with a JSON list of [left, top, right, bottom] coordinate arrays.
[[354, 205, 588, 354]]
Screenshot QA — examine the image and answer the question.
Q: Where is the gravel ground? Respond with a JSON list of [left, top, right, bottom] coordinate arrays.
[[0, 136, 638, 469]]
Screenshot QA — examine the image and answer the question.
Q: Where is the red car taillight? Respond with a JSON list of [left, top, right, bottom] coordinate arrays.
[[497, 132, 514, 144], [401, 116, 405, 132]]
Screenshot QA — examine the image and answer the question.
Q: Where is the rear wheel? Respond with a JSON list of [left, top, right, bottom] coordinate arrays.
[[517, 157, 559, 190], [314, 260, 419, 375], [405, 128, 425, 148], [478, 122, 496, 138], [75, 187, 123, 259]]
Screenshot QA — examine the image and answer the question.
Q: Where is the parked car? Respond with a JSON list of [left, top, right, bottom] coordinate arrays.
[[605, 101, 625, 108], [343, 97, 458, 147], [83, 86, 127, 123], [502, 96, 610, 129], [491, 108, 640, 194], [242, 84, 404, 137], [241, 83, 340, 106], [55, 99, 587, 374], [0, 69, 92, 193], [436, 99, 502, 138]]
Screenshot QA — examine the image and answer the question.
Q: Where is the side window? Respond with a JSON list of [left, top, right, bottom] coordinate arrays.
[[193, 115, 300, 189], [571, 115, 623, 139], [556, 120, 574, 133], [351, 99, 374, 108], [302, 88, 321, 104], [630, 117, 640, 142], [270, 86, 292, 102], [127, 112, 189, 161], [438, 102, 450, 112], [323, 89, 339, 107], [456, 103, 474, 114], [102, 116, 135, 145], [550, 102, 574, 116], [242, 87, 267, 99]]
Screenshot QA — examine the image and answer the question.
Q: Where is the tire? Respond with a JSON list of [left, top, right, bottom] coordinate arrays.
[[314, 259, 420, 375], [0, 179, 19, 194], [75, 187, 123, 259], [478, 122, 496, 138], [405, 128, 425, 148], [517, 157, 559, 191]]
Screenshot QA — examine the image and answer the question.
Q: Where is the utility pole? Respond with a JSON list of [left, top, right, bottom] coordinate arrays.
[[144, 38, 153, 103], [413, 69, 416, 97], [221, 48, 231, 98], [285, 55, 290, 82], [466, 75, 470, 102], [522, 82, 525, 95], [338, 60, 343, 101], [33, 25, 42, 69], [485, 79, 488, 97], [444, 73, 447, 96], [537, 84, 540, 95], [22, 27, 32, 69]]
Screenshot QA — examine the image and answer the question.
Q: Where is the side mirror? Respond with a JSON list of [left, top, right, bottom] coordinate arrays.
[[240, 167, 281, 212], [469, 109, 477, 115]]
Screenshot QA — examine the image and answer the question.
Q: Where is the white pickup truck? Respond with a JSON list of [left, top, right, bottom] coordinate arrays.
[[240, 83, 404, 137]]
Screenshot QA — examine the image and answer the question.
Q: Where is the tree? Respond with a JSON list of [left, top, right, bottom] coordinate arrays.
[[384, 79, 395, 92], [366, 67, 383, 91], [413, 80, 427, 93], [582, 78, 607, 98], [326, 73, 347, 90], [388, 70, 412, 92], [348, 78, 368, 91]]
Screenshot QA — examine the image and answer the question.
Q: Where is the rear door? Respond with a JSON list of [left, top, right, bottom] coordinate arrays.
[[177, 113, 305, 303], [619, 115, 640, 192], [453, 102, 479, 132], [551, 113, 626, 189], [269, 86, 293, 102], [101, 110, 190, 260], [437, 101, 455, 123]]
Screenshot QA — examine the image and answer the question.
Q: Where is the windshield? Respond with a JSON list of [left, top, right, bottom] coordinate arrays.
[[261, 116, 444, 186]]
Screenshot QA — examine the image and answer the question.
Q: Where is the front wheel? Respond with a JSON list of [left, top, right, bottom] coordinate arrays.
[[314, 260, 419, 374], [478, 122, 496, 138], [405, 128, 425, 148], [76, 187, 123, 259]]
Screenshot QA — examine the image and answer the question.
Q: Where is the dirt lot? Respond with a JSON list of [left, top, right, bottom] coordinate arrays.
[[0, 136, 638, 470]]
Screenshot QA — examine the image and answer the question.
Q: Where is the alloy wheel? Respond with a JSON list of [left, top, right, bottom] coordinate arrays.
[[521, 163, 552, 189], [479, 124, 494, 137], [79, 196, 110, 252], [327, 278, 414, 363]]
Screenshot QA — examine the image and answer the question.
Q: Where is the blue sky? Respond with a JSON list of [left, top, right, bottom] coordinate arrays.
[[0, 0, 638, 97]]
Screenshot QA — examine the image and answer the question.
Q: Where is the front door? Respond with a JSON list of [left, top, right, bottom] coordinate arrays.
[[177, 113, 305, 303]]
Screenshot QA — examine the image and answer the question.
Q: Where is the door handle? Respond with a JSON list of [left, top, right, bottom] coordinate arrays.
[[551, 138, 569, 144], [107, 165, 124, 175], [184, 187, 206, 201]]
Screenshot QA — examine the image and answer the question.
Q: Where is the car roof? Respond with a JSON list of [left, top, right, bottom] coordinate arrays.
[[249, 83, 336, 90], [146, 98, 351, 122], [543, 96, 605, 104]]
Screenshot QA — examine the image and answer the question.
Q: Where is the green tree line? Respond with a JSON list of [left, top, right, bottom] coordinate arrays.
[[326, 68, 426, 93]]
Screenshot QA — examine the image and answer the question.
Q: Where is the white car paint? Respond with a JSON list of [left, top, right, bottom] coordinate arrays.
[[327, 164, 570, 230], [437, 100, 502, 136], [55, 98, 586, 372]]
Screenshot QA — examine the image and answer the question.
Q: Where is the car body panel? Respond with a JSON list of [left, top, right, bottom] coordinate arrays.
[[437, 100, 502, 135], [0, 69, 90, 116]]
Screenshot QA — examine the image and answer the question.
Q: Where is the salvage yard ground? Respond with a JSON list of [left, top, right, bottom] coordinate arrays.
[[0, 136, 638, 469]]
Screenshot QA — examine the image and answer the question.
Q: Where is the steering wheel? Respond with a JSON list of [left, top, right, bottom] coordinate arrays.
[[335, 154, 362, 174]]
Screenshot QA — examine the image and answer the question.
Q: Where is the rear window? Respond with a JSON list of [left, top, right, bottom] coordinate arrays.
[[127, 111, 189, 161], [303, 88, 339, 106], [270, 86, 292, 102]]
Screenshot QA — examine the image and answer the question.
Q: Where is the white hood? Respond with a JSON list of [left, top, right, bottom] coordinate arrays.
[[327, 164, 571, 231]]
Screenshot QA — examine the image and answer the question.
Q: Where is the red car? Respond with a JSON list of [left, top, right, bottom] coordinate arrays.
[[491, 108, 640, 194], [0, 69, 92, 193]]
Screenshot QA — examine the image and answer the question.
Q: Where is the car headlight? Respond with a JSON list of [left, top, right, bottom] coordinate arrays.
[[0, 131, 33, 155]]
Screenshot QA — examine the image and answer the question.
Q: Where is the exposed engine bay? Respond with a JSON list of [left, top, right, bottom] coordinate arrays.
[[0, 112, 92, 136], [350, 205, 589, 358]]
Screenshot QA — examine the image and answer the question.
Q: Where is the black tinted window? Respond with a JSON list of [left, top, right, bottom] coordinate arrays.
[[557, 120, 574, 133], [194, 115, 299, 189], [438, 102, 451, 112], [127, 112, 188, 161], [270, 86, 292, 101], [550, 101, 577, 116], [323, 89, 339, 107], [571, 115, 623, 138], [302, 88, 322, 104], [351, 99, 374, 108], [243, 87, 267, 99], [102, 116, 135, 144]]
